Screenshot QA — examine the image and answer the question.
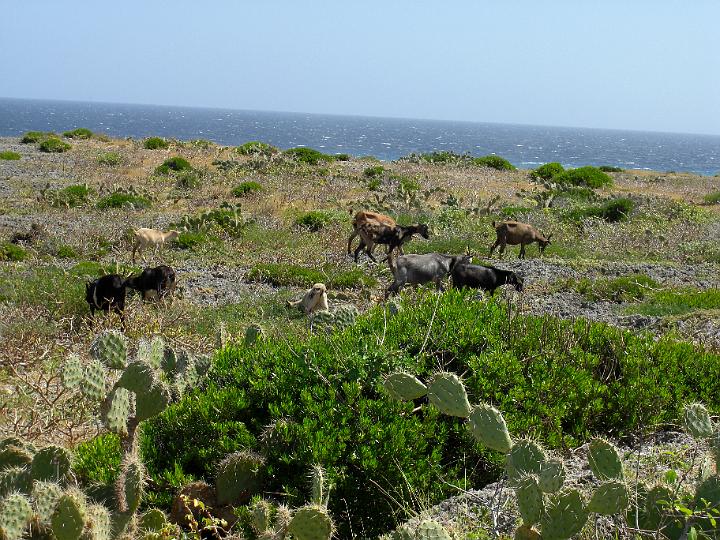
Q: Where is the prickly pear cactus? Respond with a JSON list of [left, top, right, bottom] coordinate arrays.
[[506, 439, 546, 484], [215, 450, 265, 505], [117, 361, 155, 395], [384, 372, 428, 401], [587, 438, 623, 480], [516, 475, 544, 525], [51, 490, 87, 540], [31, 445, 72, 483], [0, 492, 33, 540], [514, 524, 541, 540], [245, 324, 265, 346], [100, 387, 134, 436], [0, 466, 33, 496], [139, 508, 168, 532], [250, 499, 273, 533], [32, 481, 63, 524], [136, 336, 165, 369], [134, 378, 172, 421], [86, 503, 112, 540], [683, 402, 714, 438], [90, 330, 128, 369], [0, 445, 32, 472], [587, 480, 629, 515], [311, 310, 335, 332], [80, 358, 107, 401], [538, 459, 565, 493], [333, 305, 358, 330], [695, 475, 720, 509], [116, 458, 145, 513], [288, 505, 334, 540], [62, 354, 84, 389], [310, 465, 332, 508], [427, 372, 472, 418], [540, 489, 588, 540], [467, 403, 513, 453], [416, 519, 452, 540]]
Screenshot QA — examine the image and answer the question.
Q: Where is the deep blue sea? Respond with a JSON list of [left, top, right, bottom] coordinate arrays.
[[1, 97, 719, 175]]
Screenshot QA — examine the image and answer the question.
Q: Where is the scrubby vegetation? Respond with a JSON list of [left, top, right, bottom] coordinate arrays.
[[0, 150, 21, 160], [565, 197, 635, 223], [599, 165, 623, 172], [97, 151, 122, 166], [235, 141, 278, 157], [20, 130, 52, 143], [554, 166, 613, 188], [473, 154, 516, 170], [63, 127, 93, 139], [39, 137, 72, 153], [531, 162, 564, 180], [154, 156, 192, 175], [143, 136, 169, 150], [246, 262, 376, 289], [283, 147, 336, 165], [42, 183, 94, 208], [231, 181, 263, 197], [96, 189, 151, 209], [703, 191, 720, 205], [0, 241, 27, 261]]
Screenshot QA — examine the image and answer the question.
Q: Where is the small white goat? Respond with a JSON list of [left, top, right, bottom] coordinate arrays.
[[287, 283, 329, 314], [131, 228, 180, 263]]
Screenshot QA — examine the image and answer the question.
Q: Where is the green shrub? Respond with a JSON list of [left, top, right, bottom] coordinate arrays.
[[55, 244, 78, 259], [46, 184, 93, 208], [572, 274, 659, 302], [363, 165, 385, 178], [175, 170, 202, 189], [20, 131, 51, 144], [62, 127, 93, 139], [155, 156, 192, 175], [39, 138, 71, 153], [96, 191, 151, 209], [232, 181, 263, 197], [0, 242, 27, 261], [531, 162, 564, 180], [500, 205, 535, 219], [567, 197, 635, 223], [294, 210, 334, 231], [235, 141, 278, 157], [416, 151, 467, 164], [189, 139, 213, 149], [366, 178, 382, 191], [144, 137, 169, 150], [703, 191, 720, 205], [334, 153, 350, 161], [555, 166, 613, 188], [143, 290, 720, 537], [599, 165, 623, 173], [173, 231, 210, 249], [283, 147, 335, 165], [630, 288, 720, 317], [97, 152, 121, 166], [72, 434, 122, 485], [246, 262, 376, 289], [473, 155, 516, 171], [0, 151, 21, 160]]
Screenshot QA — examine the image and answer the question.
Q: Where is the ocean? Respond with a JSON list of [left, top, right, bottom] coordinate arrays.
[[1, 97, 719, 175]]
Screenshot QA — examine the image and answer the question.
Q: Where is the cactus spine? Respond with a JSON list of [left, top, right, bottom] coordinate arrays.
[[0, 492, 33, 540], [215, 450, 265, 505]]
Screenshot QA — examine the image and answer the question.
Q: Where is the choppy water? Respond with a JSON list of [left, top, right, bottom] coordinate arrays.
[[1, 97, 719, 175]]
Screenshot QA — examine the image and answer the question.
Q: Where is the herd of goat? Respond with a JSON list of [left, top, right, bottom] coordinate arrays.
[[84, 211, 553, 322]]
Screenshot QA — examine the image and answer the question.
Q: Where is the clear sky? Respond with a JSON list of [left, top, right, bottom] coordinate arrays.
[[2, 0, 719, 135]]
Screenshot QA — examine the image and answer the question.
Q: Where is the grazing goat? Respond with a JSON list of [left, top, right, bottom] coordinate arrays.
[[489, 221, 552, 259], [386, 253, 472, 297], [287, 283, 329, 314], [354, 222, 430, 263], [125, 265, 177, 302], [451, 262, 524, 294], [347, 210, 396, 256], [86, 274, 127, 321], [131, 228, 180, 263]]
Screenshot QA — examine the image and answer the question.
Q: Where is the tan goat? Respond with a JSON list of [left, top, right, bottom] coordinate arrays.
[[347, 210, 396, 256], [131, 228, 180, 263], [287, 283, 329, 314], [489, 221, 552, 259]]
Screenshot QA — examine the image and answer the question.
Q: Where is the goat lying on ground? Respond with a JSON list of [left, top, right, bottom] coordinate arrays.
[[287, 283, 329, 314], [386, 252, 472, 297], [347, 210, 396, 256], [353, 222, 430, 262], [132, 228, 180, 263], [125, 265, 177, 301], [86, 274, 127, 322], [489, 220, 552, 259], [451, 262, 524, 294]]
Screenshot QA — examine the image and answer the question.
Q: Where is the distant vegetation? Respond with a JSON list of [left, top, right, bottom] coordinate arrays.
[[473, 154, 516, 171], [143, 137, 169, 150], [96, 189, 151, 209], [97, 151, 122, 166], [0, 150, 21, 160], [0, 242, 27, 261], [283, 147, 336, 165], [294, 210, 336, 231], [703, 191, 720, 205], [39, 138, 72, 153], [155, 156, 192, 175], [20, 131, 52, 144], [531, 162, 565, 180], [599, 165, 623, 172], [44, 184, 94, 208], [363, 165, 385, 178], [63, 127, 93, 139], [232, 181, 263, 197], [554, 166, 613, 188], [566, 197, 635, 223], [235, 141, 278, 157]]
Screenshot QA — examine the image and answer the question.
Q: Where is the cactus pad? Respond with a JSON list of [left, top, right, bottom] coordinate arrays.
[[696, 475, 720, 508], [139, 508, 167, 532], [587, 438, 623, 480], [333, 305, 358, 329], [161, 346, 177, 377], [245, 324, 265, 347], [427, 372, 472, 418], [135, 379, 172, 421], [514, 524, 541, 540], [90, 330, 128, 369], [100, 387, 134, 436], [506, 439, 546, 484], [62, 354, 84, 389], [0, 446, 33, 472], [538, 459, 566, 493], [0, 492, 33, 540], [250, 499, 273, 533], [416, 519, 452, 540], [588, 481, 629, 515], [0, 467, 33, 496], [632, 484, 672, 530], [216, 450, 265, 505], [468, 403, 513, 453], [51, 491, 87, 540], [288, 505, 333, 540], [384, 372, 428, 401], [310, 464, 331, 507], [136, 336, 165, 369], [116, 458, 145, 513], [80, 358, 107, 401], [683, 402, 714, 438], [540, 489, 588, 540], [116, 361, 155, 395], [86, 503, 112, 540], [516, 475, 543, 525], [32, 481, 63, 524], [391, 525, 415, 540], [31, 445, 72, 483]]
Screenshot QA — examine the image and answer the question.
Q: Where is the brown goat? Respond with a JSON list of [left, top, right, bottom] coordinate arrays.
[[489, 221, 552, 259], [347, 210, 396, 255]]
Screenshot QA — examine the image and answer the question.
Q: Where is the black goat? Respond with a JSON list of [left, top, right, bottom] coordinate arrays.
[[354, 223, 430, 263], [86, 274, 127, 321], [451, 262, 524, 294], [125, 265, 176, 301]]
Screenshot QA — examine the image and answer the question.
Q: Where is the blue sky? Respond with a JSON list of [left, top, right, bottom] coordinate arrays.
[[2, 0, 719, 135]]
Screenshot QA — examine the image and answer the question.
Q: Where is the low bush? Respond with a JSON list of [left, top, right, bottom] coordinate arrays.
[[363, 165, 385, 178], [39, 138, 71, 153], [566, 197, 635, 223], [531, 162, 564, 180], [20, 131, 51, 144], [96, 190, 151, 209], [144, 137, 169, 150], [0, 242, 27, 261], [294, 210, 335, 231], [246, 262, 376, 289], [572, 274, 659, 302], [72, 434, 122, 485], [63, 127, 93, 139], [283, 147, 335, 165], [236, 141, 278, 157], [599, 165, 623, 172], [500, 205, 535, 219], [97, 152, 121, 166], [173, 203, 246, 236], [155, 156, 192, 175], [629, 288, 720, 317], [554, 166, 613, 188], [45, 184, 93, 208], [143, 290, 720, 537], [173, 231, 210, 249], [0, 151, 21, 160], [55, 244, 78, 259], [703, 191, 720, 205], [175, 170, 202, 189], [334, 153, 350, 161], [415, 151, 467, 164], [473, 154, 516, 171], [189, 139, 213, 149], [232, 181, 263, 197]]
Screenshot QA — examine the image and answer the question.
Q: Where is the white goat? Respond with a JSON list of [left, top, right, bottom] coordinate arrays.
[[131, 228, 180, 263], [287, 283, 329, 314]]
